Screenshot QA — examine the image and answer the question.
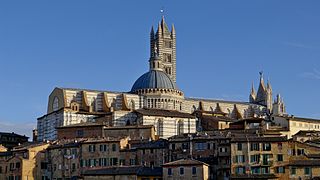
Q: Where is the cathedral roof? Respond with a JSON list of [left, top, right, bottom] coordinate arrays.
[[131, 70, 177, 92]]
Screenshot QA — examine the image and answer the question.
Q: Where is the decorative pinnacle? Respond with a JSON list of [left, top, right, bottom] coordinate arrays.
[[259, 71, 263, 79]]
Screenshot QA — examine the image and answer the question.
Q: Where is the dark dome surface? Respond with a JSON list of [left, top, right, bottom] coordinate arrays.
[[131, 70, 177, 92]]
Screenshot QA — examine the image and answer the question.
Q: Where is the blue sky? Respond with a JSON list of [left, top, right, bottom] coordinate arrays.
[[0, 1, 320, 138]]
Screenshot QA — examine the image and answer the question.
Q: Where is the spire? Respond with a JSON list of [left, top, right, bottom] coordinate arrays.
[[160, 16, 170, 35], [150, 26, 154, 36], [276, 94, 281, 103], [250, 82, 256, 95], [249, 82, 256, 103], [171, 24, 175, 35], [267, 78, 272, 92], [256, 71, 266, 105], [259, 71, 265, 91], [157, 22, 162, 35]]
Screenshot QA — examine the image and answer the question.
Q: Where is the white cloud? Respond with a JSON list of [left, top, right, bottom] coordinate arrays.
[[299, 69, 320, 80]]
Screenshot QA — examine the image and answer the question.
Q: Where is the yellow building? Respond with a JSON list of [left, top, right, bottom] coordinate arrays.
[[162, 159, 210, 180], [0, 142, 49, 180]]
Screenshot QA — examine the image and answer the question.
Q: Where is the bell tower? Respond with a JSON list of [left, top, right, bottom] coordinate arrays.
[[150, 16, 176, 83]]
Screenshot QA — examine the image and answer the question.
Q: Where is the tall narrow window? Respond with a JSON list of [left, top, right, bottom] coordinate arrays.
[[157, 119, 163, 137], [177, 120, 184, 135], [53, 97, 59, 111]]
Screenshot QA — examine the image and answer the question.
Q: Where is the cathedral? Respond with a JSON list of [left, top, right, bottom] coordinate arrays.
[[37, 17, 286, 141]]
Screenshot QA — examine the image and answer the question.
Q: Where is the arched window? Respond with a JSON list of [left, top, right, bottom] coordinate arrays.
[[157, 119, 164, 137], [91, 98, 96, 112], [71, 102, 79, 112], [53, 97, 59, 111], [130, 100, 135, 110], [177, 120, 184, 135]]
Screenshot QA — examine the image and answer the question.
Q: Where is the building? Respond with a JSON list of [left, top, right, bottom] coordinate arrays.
[[0, 132, 29, 150], [162, 159, 210, 180], [168, 132, 231, 180], [0, 142, 49, 180], [36, 16, 282, 142], [56, 121, 156, 141], [273, 115, 320, 138], [230, 135, 288, 179]]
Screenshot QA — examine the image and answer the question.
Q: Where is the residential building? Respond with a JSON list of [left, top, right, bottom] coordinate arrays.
[[162, 159, 209, 180]]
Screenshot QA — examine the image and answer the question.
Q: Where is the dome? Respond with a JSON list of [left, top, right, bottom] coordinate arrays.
[[131, 70, 177, 92]]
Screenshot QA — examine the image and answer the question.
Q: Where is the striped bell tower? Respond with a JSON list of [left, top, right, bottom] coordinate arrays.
[[150, 16, 177, 83]]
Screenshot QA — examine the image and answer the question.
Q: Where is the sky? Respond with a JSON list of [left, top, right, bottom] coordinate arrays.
[[0, 1, 320, 138]]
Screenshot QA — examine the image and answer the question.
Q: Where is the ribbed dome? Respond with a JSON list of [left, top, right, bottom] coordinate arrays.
[[131, 70, 177, 92]]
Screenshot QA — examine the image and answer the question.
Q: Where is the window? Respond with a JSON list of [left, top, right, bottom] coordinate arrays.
[[168, 168, 172, 175], [278, 143, 282, 150], [164, 41, 172, 48], [180, 167, 184, 175], [76, 130, 84, 138], [165, 67, 172, 75], [297, 149, 304, 155], [100, 144, 107, 152], [250, 154, 260, 163], [195, 142, 206, 150], [262, 154, 272, 165], [72, 163, 76, 172], [251, 167, 260, 174], [88, 145, 95, 152], [250, 143, 259, 151], [291, 167, 296, 175], [192, 167, 197, 175], [261, 167, 270, 174], [235, 155, 245, 163], [110, 158, 118, 166], [304, 167, 311, 175], [9, 163, 14, 170], [0, 166, 2, 173], [112, 144, 117, 151], [220, 147, 227, 153], [177, 120, 184, 135], [98, 158, 108, 166], [237, 143, 242, 151], [171, 144, 175, 150], [53, 97, 59, 111], [130, 159, 136, 165], [157, 119, 163, 137], [276, 167, 285, 174], [89, 159, 96, 167], [262, 143, 271, 151], [236, 167, 245, 174], [15, 162, 20, 169], [277, 154, 283, 162], [164, 53, 172, 62], [71, 148, 77, 155]]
